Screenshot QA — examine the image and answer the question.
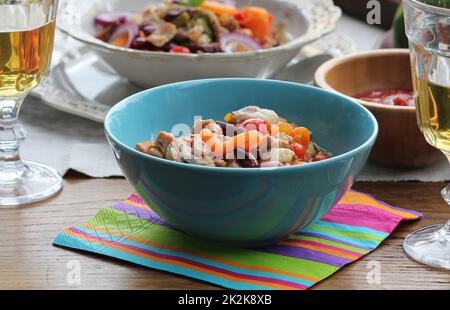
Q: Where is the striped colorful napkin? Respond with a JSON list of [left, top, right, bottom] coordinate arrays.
[[53, 190, 421, 290]]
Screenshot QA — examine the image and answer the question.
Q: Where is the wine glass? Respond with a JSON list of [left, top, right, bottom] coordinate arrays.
[[403, 0, 450, 269], [0, 0, 62, 205]]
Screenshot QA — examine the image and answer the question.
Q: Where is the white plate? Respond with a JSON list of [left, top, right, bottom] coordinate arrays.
[[32, 31, 357, 123]]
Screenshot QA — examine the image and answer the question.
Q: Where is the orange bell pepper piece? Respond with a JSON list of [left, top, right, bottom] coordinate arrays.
[[234, 6, 273, 43]]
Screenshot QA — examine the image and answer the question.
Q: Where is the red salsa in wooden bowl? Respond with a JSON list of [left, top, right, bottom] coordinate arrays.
[[355, 88, 415, 107]]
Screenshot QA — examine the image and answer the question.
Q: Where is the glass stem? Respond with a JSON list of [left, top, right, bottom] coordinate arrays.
[[437, 197, 450, 238], [0, 96, 27, 183], [441, 154, 450, 229]]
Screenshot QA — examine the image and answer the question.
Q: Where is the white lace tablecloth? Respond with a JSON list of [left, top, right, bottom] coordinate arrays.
[[19, 15, 450, 181]]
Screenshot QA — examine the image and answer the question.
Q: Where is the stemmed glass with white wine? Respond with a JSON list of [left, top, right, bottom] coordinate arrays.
[[403, 0, 450, 269], [0, 0, 62, 205]]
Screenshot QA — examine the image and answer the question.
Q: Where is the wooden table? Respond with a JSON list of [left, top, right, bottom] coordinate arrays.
[[1, 173, 449, 290]]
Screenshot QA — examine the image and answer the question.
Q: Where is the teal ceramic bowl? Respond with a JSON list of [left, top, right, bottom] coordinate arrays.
[[105, 79, 378, 247]]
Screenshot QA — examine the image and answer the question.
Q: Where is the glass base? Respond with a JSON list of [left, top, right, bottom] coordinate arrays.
[[403, 223, 450, 270], [0, 161, 62, 206]]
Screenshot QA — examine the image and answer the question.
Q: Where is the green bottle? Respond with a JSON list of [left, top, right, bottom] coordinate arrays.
[[392, 5, 408, 48]]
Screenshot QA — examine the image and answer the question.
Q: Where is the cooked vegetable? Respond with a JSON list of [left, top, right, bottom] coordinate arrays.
[[170, 45, 191, 53], [227, 130, 262, 152], [94, 11, 136, 27], [234, 7, 273, 43], [236, 148, 259, 168], [219, 32, 261, 52], [179, 0, 205, 7], [136, 106, 332, 168], [291, 127, 311, 148], [199, 129, 224, 157], [109, 22, 139, 47], [94, 0, 286, 54], [224, 113, 234, 123], [312, 151, 331, 162], [278, 122, 294, 135], [190, 13, 214, 39], [290, 143, 306, 160], [172, 11, 191, 27]]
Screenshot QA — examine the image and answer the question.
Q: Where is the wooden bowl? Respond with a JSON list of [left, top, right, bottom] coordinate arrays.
[[314, 49, 443, 168]]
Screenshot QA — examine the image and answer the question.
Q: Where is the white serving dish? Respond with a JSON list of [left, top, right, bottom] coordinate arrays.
[[57, 0, 341, 88], [32, 30, 356, 123]]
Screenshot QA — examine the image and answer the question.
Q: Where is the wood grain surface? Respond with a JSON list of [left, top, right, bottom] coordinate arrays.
[[0, 173, 449, 290]]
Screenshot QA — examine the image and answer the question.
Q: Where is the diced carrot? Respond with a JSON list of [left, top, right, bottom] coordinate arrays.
[[200, 129, 214, 142], [291, 127, 311, 148], [200, 129, 224, 157], [224, 113, 234, 123], [110, 33, 129, 47], [234, 7, 273, 43], [226, 130, 262, 152], [201, 1, 237, 16], [278, 122, 294, 135]]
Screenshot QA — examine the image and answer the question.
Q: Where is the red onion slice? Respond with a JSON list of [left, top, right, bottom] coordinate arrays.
[[94, 11, 136, 27], [219, 33, 261, 53], [108, 22, 139, 48]]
